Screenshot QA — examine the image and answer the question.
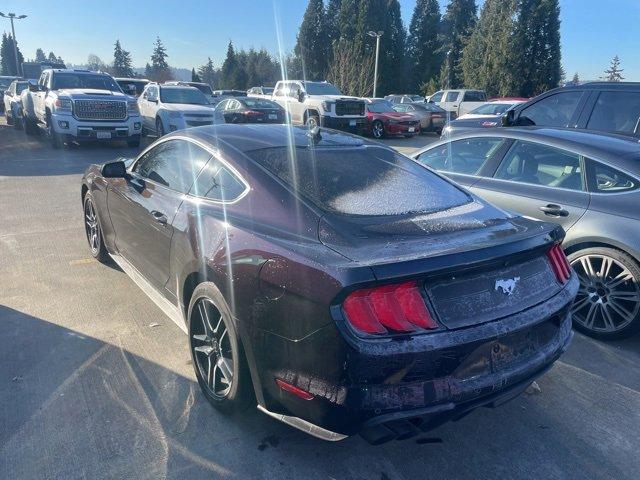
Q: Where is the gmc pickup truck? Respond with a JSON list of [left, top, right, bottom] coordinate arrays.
[[272, 80, 366, 133], [22, 69, 142, 148]]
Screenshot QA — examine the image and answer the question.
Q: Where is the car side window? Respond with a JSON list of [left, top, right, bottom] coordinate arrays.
[[445, 91, 460, 102], [214, 99, 227, 111], [518, 91, 583, 127], [416, 138, 504, 175], [190, 157, 247, 202], [394, 104, 408, 113], [405, 105, 416, 111], [589, 161, 638, 193], [494, 140, 584, 191], [463, 91, 486, 102], [288, 83, 301, 98], [430, 91, 444, 102], [586, 91, 640, 134], [274, 84, 284, 97], [134, 140, 212, 193]]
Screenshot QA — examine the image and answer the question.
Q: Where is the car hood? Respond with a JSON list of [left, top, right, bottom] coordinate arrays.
[[162, 103, 215, 114], [315, 95, 364, 102], [318, 197, 561, 279], [57, 89, 130, 100]]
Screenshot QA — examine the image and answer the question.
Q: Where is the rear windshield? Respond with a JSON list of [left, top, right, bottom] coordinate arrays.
[[242, 98, 281, 109], [191, 83, 213, 95], [247, 145, 470, 216], [367, 101, 394, 113], [469, 103, 514, 115]]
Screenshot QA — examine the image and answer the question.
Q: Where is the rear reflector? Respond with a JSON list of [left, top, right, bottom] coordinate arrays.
[[275, 379, 314, 400], [547, 244, 571, 284], [342, 281, 438, 335]]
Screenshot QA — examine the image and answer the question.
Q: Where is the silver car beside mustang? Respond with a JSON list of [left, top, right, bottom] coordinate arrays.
[[413, 127, 640, 339]]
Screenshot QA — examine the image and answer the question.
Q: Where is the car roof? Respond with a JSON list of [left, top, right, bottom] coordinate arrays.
[[434, 127, 640, 172], [171, 125, 377, 155], [159, 84, 199, 90], [115, 77, 149, 82]]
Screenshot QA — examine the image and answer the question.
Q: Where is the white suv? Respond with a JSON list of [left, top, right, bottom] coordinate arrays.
[[271, 80, 366, 133], [138, 83, 216, 136]]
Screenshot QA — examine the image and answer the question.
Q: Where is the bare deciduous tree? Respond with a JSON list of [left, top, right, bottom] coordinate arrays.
[[326, 40, 375, 97]]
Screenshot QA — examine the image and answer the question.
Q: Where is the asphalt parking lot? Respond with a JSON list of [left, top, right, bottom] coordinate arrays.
[[1, 118, 640, 480]]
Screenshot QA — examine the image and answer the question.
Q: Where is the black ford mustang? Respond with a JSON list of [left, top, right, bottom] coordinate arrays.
[[81, 125, 577, 444]]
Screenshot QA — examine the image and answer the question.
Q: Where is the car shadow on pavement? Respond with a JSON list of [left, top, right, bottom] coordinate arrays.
[[2, 304, 640, 480]]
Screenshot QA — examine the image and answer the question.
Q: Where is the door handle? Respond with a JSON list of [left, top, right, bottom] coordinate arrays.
[[151, 210, 168, 225], [539, 204, 569, 217]]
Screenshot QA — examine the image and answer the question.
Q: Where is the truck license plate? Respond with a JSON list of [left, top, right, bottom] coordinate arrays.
[[408, 127, 415, 132], [349, 120, 356, 126], [96, 131, 112, 139]]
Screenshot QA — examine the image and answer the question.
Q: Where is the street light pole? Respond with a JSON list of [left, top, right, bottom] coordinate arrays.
[[367, 31, 383, 98], [0, 12, 28, 77]]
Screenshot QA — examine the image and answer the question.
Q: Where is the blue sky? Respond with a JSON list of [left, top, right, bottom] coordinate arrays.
[[1, 0, 638, 81]]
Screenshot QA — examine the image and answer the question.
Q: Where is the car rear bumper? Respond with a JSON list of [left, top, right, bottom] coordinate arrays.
[[385, 123, 420, 135], [254, 274, 578, 440]]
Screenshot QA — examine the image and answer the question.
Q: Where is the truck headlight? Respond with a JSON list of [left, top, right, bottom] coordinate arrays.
[[321, 101, 334, 113], [54, 98, 72, 113], [168, 111, 183, 119], [127, 101, 140, 116]]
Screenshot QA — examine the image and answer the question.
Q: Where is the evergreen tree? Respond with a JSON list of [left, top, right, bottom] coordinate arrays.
[[461, 0, 518, 97], [439, 0, 477, 89], [48, 52, 57, 62], [197, 57, 217, 87], [0, 33, 24, 76], [604, 55, 624, 82], [295, 0, 330, 80], [513, 0, 561, 96], [406, 0, 441, 92], [35, 48, 46, 62], [112, 40, 134, 77], [571, 72, 580, 85], [191, 68, 201, 82], [220, 42, 247, 89], [326, 0, 343, 44], [379, 0, 406, 95], [149, 37, 172, 82], [144, 63, 152, 79], [284, 52, 304, 80]]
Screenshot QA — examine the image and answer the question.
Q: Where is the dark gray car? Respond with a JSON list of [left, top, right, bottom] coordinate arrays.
[[413, 127, 640, 339]]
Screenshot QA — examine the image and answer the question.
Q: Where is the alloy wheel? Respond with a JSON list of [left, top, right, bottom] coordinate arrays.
[[306, 115, 319, 129], [570, 254, 640, 333], [190, 298, 234, 399], [84, 198, 100, 255], [372, 121, 384, 139]]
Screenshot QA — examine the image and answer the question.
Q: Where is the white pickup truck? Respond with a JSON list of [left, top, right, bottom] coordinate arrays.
[[427, 89, 487, 119], [271, 80, 366, 133], [22, 69, 142, 148]]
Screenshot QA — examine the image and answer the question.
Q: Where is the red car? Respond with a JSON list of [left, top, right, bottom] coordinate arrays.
[[365, 99, 420, 139]]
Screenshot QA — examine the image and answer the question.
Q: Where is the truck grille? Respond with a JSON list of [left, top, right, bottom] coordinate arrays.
[[335, 100, 365, 116], [74, 100, 127, 120]]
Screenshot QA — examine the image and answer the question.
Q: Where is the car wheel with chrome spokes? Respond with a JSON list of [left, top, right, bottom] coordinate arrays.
[[568, 247, 640, 339], [372, 120, 385, 139], [188, 283, 253, 412], [83, 193, 108, 262]]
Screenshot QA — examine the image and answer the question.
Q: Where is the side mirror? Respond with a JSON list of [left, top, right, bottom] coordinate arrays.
[[101, 160, 127, 178], [502, 109, 515, 127], [427, 98, 434, 103], [298, 91, 306, 103]]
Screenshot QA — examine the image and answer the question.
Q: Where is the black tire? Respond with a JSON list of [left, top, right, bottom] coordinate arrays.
[[188, 282, 253, 414], [83, 192, 109, 263], [568, 247, 640, 340], [46, 113, 64, 149], [305, 112, 320, 129], [5, 110, 13, 125], [13, 111, 23, 131], [127, 135, 141, 148], [156, 117, 165, 137], [372, 120, 385, 139], [23, 114, 38, 135]]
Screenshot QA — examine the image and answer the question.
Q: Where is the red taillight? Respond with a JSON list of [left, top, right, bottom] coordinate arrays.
[[547, 244, 571, 284], [275, 379, 314, 400], [342, 281, 438, 335], [243, 110, 262, 116]]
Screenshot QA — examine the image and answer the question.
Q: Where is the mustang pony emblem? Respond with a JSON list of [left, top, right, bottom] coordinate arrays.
[[495, 277, 520, 296]]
